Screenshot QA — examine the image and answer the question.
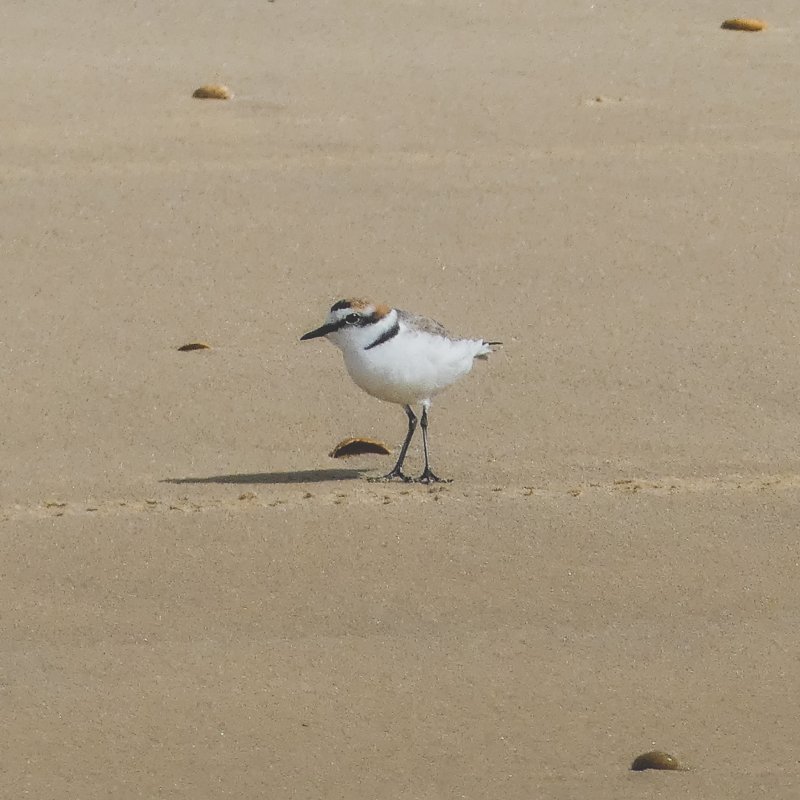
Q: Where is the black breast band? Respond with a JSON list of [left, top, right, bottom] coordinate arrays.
[[364, 320, 400, 350]]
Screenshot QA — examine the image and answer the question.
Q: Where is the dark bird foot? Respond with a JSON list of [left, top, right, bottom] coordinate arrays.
[[368, 470, 414, 483], [415, 469, 451, 484]]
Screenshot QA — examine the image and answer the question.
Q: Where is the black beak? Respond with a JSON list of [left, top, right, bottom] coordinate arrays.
[[300, 322, 338, 341]]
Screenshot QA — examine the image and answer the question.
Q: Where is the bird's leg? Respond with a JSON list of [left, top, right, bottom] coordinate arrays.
[[416, 404, 451, 484], [368, 405, 416, 482]]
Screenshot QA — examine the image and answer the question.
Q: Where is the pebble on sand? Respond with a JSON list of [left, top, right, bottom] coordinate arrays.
[[630, 751, 686, 771], [177, 342, 211, 352], [192, 84, 233, 100], [721, 18, 766, 31]]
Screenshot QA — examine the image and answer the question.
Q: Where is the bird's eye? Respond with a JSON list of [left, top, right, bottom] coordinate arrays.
[[344, 313, 360, 324]]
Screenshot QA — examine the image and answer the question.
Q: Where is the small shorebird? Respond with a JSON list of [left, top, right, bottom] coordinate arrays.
[[301, 298, 500, 483]]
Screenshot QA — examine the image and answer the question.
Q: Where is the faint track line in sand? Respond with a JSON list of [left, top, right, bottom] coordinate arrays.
[[6, 139, 799, 181], [2, 473, 800, 522]]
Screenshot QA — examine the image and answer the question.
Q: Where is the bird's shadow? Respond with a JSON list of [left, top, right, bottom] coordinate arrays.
[[162, 468, 366, 486]]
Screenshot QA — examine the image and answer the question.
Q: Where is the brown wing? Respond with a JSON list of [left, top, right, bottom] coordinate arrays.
[[396, 309, 451, 338]]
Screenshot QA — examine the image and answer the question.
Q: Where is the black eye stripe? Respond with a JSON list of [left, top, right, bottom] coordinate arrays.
[[333, 312, 378, 331]]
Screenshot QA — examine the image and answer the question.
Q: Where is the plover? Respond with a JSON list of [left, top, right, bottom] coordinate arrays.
[[301, 298, 500, 483]]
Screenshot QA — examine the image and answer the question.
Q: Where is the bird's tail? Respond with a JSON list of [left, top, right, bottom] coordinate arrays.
[[475, 340, 502, 360]]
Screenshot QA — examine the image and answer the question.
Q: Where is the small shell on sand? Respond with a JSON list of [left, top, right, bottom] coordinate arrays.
[[329, 437, 391, 458], [630, 751, 686, 771], [192, 84, 233, 100], [177, 342, 211, 352], [721, 18, 766, 31]]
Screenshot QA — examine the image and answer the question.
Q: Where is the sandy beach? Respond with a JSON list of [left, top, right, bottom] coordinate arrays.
[[3, 2, 800, 797]]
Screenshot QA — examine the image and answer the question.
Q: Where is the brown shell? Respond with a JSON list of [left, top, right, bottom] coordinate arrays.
[[329, 437, 391, 458], [721, 18, 766, 31], [630, 751, 685, 771], [192, 84, 233, 100], [177, 342, 211, 351]]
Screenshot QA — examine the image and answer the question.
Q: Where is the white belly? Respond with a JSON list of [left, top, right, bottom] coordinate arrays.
[[341, 332, 482, 405]]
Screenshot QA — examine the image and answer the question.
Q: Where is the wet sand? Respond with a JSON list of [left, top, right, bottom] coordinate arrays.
[[2, 2, 799, 797]]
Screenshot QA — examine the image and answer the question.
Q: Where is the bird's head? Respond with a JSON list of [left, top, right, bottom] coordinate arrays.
[[300, 298, 393, 352]]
